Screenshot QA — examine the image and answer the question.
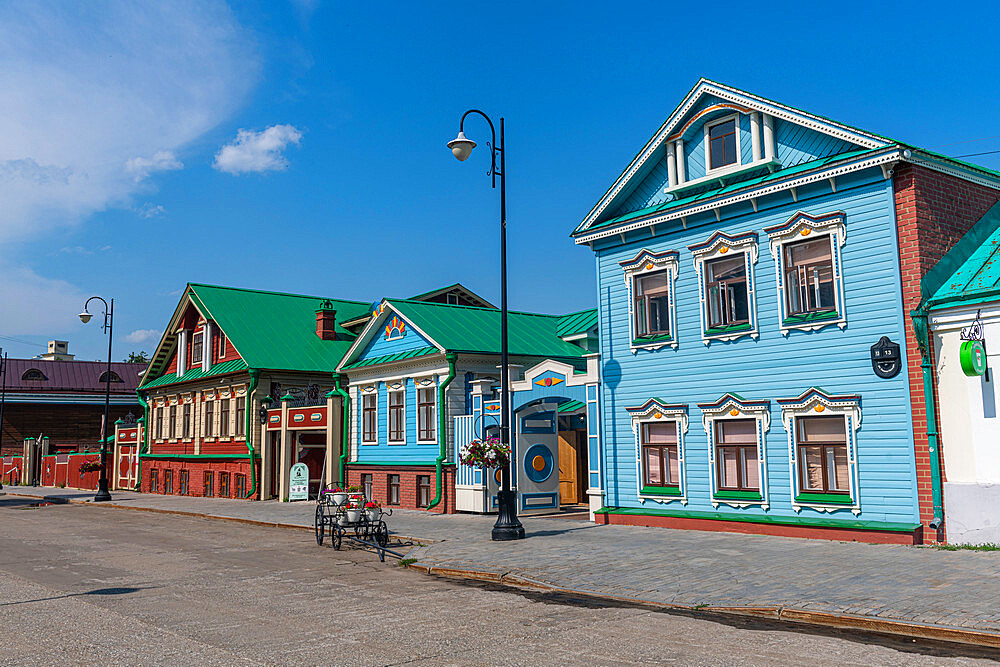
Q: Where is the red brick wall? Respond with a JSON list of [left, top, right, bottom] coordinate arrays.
[[140, 458, 254, 499], [893, 164, 1000, 541], [346, 465, 456, 514]]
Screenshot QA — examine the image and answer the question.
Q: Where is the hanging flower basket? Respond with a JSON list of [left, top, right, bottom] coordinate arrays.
[[458, 436, 510, 469], [364, 500, 380, 521]]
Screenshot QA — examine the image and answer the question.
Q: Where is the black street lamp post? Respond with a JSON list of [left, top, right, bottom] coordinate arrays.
[[79, 296, 114, 502], [448, 109, 525, 541]]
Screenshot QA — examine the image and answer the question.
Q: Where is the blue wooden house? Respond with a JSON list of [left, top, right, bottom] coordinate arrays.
[[572, 79, 1000, 544]]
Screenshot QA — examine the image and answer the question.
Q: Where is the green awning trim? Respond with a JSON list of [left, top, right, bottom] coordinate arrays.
[[139, 358, 248, 390], [597, 506, 920, 533], [557, 400, 586, 413], [341, 346, 440, 369]]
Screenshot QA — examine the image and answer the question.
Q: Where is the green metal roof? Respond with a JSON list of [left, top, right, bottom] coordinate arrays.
[[384, 300, 589, 360], [341, 346, 440, 370], [556, 309, 598, 338], [139, 358, 249, 390], [925, 202, 1000, 311], [140, 284, 374, 388], [557, 399, 586, 413]]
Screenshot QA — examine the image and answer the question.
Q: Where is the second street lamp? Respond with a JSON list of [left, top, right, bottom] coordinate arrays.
[[79, 295, 114, 502], [447, 109, 525, 541]]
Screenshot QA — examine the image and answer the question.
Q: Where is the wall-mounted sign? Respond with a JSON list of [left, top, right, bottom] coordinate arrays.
[[870, 336, 902, 379], [289, 462, 309, 501], [960, 340, 988, 377]]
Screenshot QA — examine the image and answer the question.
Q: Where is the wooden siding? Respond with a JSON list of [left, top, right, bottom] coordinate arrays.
[[775, 118, 858, 169], [595, 176, 919, 525], [357, 312, 435, 359]]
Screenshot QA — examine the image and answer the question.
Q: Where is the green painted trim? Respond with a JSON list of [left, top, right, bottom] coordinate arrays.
[[633, 333, 673, 345], [782, 309, 839, 325], [350, 461, 444, 467], [714, 490, 763, 501], [911, 310, 944, 529], [244, 369, 260, 499], [640, 485, 682, 496], [331, 374, 350, 486], [705, 322, 752, 336], [135, 391, 149, 492], [140, 453, 257, 460], [795, 492, 853, 505], [595, 507, 920, 533], [426, 352, 457, 510]]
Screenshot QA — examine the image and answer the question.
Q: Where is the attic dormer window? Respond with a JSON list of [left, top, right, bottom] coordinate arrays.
[[22, 368, 47, 381], [707, 117, 738, 170], [191, 331, 203, 365], [99, 371, 123, 383]]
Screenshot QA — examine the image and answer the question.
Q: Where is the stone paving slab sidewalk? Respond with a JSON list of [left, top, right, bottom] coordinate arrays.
[[7, 486, 1000, 648]]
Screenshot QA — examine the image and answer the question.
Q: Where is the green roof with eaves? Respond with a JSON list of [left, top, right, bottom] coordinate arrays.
[[922, 201, 1000, 312], [139, 284, 373, 389]]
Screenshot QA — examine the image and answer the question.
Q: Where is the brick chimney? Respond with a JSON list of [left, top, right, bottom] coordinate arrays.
[[316, 300, 337, 340]]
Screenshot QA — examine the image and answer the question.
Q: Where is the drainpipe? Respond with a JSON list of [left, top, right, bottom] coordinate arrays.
[[242, 369, 260, 499], [331, 373, 350, 486], [427, 353, 457, 510], [135, 391, 148, 491], [911, 308, 944, 530]]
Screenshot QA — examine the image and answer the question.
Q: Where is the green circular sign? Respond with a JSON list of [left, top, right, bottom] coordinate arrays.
[[960, 340, 988, 377]]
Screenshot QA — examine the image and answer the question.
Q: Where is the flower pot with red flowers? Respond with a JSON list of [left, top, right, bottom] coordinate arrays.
[[364, 500, 380, 521], [345, 499, 363, 523]]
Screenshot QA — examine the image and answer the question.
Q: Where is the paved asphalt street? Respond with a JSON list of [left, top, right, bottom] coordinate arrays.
[[0, 496, 996, 666]]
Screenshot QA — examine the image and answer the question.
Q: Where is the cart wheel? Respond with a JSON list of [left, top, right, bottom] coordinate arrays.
[[314, 505, 324, 546], [332, 526, 343, 551], [376, 521, 389, 547]]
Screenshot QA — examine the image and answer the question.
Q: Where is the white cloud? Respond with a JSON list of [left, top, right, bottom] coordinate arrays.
[[0, 1, 258, 244], [136, 203, 166, 218], [124, 329, 160, 344], [213, 124, 303, 174], [126, 151, 183, 181], [0, 262, 87, 335]]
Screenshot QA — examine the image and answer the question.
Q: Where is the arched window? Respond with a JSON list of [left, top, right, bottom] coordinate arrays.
[[21, 368, 47, 381], [99, 371, 123, 383]]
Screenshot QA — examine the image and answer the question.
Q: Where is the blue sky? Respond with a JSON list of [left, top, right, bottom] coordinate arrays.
[[2, 0, 1000, 362]]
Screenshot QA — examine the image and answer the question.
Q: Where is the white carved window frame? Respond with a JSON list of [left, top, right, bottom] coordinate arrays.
[[766, 211, 847, 336], [778, 389, 862, 515], [699, 394, 771, 510], [360, 384, 378, 445], [627, 401, 689, 506], [386, 380, 407, 445], [414, 376, 439, 445], [689, 231, 759, 345], [620, 249, 680, 353]]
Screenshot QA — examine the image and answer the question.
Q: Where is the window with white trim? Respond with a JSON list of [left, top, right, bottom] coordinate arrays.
[[627, 400, 688, 502], [689, 231, 759, 344], [417, 387, 436, 442], [699, 393, 770, 508], [620, 249, 679, 350], [362, 393, 377, 443], [765, 211, 847, 335], [796, 416, 849, 495], [388, 390, 405, 443], [706, 116, 739, 171]]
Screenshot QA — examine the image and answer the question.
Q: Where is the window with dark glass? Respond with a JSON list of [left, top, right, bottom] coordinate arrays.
[[784, 236, 836, 317], [168, 405, 177, 438], [388, 475, 400, 505], [797, 416, 849, 495], [220, 398, 229, 437], [709, 119, 737, 170], [362, 394, 377, 443], [191, 331, 203, 364], [418, 388, 435, 441], [21, 368, 46, 381], [417, 475, 431, 507], [388, 391, 405, 442], [179, 470, 189, 495], [633, 270, 670, 339], [182, 403, 191, 439], [155, 407, 163, 439], [219, 472, 230, 498], [163, 469, 173, 494], [715, 419, 759, 492], [150, 469, 159, 493], [361, 473, 373, 500], [235, 398, 245, 437], [99, 371, 123, 383], [204, 471, 214, 497], [205, 400, 214, 437], [641, 422, 679, 488], [705, 255, 749, 330], [235, 474, 246, 498], [218, 333, 227, 359]]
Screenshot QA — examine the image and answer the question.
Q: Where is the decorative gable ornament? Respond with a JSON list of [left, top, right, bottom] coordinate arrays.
[[764, 211, 848, 335], [687, 230, 760, 345], [384, 315, 406, 341]]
